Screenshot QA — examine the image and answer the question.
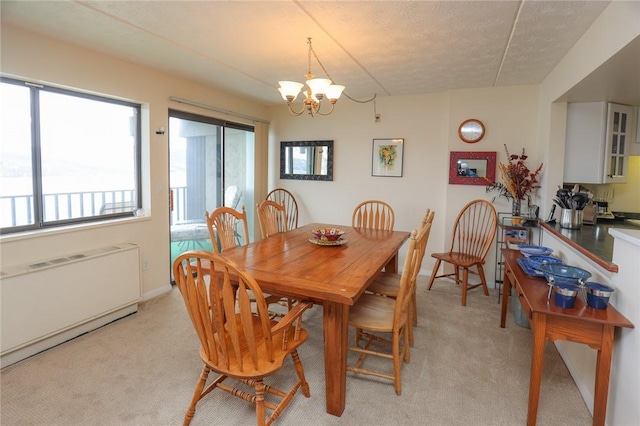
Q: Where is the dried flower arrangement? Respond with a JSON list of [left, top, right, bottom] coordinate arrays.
[[486, 144, 543, 205]]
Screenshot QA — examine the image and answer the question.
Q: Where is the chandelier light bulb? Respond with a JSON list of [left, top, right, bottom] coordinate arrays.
[[277, 37, 367, 117], [306, 78, 332, 99], [325, 84, 345, 101], [278, 81, 304, 102]]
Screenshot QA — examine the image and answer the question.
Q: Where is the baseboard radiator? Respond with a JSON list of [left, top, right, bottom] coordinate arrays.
[[1, 243, 141, 368]]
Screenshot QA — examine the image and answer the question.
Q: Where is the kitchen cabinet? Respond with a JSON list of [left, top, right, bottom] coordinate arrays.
[[632, 106, 640, 154], [564, 102, 634, 184]]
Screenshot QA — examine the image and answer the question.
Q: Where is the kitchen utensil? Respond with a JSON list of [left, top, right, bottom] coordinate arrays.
[[560, 209, 584, 229], [546, 204, 556, 223]]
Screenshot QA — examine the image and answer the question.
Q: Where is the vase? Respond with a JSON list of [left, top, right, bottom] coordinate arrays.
[[512, 199, 522, 217]]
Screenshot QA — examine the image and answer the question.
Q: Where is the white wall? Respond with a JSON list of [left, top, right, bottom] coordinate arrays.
[[0, 25, 270, 299], [268, 85, 540, 283], [537, 2, 640, 423]]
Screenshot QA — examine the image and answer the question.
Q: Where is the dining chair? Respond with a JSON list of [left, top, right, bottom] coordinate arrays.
[[266, 188, 299, 231], [173, 250, 313, 426], [427, 199, 497, 306], [205, 205, 286, 315], [257, 199, 289, 239], [256, 199, 296, 314], [205, 205, 250, 252], [352, 200, 395, 231], [366, 209, 435, 345], [347, 226, 426, 395]]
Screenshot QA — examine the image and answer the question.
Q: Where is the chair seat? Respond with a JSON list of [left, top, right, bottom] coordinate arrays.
[[431, 251, 484, 268], [202, 314, 308, 378], [349, 294, 401, 332], [367, 272, 401, 298]]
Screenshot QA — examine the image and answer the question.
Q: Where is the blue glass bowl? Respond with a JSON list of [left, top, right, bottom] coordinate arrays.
[[527, 255, 563, 271], [585, 282, 615, 310], [553, 282, 580, 308], [518, 245, 553, 257], [538, 263, 592, 285]]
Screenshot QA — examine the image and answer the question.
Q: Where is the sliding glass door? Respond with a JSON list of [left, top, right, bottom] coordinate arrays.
[[168, 110, 254, 280]]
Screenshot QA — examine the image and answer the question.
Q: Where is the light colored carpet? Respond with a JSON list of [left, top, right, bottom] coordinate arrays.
[[1, 278, 592, 425]]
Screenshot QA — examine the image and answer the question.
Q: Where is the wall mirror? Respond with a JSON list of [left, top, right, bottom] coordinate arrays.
[[449, 151, 496, 185], [280, 140, 333, 181]]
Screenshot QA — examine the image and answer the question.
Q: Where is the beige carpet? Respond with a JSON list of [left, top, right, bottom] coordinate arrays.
[[1, 278, 592, 425]]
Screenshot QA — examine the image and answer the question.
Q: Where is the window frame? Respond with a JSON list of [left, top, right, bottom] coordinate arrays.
[[0, 77, 142, 234]]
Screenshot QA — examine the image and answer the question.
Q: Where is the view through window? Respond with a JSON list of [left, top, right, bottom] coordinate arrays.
[[0, 78, 141, 233]]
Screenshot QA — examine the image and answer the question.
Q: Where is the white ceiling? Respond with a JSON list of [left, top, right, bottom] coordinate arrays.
[[4, 0, 635, 106]]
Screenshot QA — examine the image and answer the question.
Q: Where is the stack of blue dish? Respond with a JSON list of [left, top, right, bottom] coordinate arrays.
[[526, 255, 563, 271], [516, 246, 562, 278], [518, 244, 553, 257]]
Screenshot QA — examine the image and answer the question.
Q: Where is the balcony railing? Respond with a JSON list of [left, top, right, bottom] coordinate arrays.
[[1, 187, 190, 229]]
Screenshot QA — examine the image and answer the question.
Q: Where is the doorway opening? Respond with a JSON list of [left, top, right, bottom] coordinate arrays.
[[168, 110, 255, 281]]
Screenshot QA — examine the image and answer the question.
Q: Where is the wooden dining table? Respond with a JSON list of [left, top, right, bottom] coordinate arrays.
[[220, 222, 410, 416]]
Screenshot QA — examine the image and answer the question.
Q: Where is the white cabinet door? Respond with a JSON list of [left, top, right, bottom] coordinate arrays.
[[604, 103, 633, 184], [564, 102, 633, 184], [564, 102, 607, 183]]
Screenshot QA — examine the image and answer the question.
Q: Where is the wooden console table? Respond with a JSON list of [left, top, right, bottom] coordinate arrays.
[[500, 249, 633, 426]]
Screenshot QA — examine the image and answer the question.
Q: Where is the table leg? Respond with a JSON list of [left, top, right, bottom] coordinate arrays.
[[592, 325, 614, 426], [323, 301, 348, 416], [527, 312, 547, 426], [384, 253, 399, 274], [500, 266, 511, 328]]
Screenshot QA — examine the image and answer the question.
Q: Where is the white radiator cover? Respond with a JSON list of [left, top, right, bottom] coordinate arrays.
[[1, 243, 141, 368]]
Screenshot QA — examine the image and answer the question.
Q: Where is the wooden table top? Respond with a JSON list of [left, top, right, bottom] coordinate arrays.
[[222, 223, 411, 305], [503, 249, 633, 329]]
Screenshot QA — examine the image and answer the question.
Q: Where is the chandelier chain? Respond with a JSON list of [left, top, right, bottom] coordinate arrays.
[[307, 37, 376, 104]]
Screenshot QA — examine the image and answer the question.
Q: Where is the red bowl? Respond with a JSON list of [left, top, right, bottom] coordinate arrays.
[[311, 227, 346, 242]]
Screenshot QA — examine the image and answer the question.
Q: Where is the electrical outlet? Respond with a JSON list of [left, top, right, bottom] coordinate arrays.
[[143, 259, 150, 270]]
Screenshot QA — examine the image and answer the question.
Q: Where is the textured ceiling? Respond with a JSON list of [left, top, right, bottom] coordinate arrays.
[[1, 1, 615, 105]]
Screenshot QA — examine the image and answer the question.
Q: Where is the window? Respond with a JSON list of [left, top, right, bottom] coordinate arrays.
[[0, 77, 141, 234]]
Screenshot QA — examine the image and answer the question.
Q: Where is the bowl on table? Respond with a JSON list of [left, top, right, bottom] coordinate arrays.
[[311, 227, 346, 242], [584, 282, 615, 310], [526, 255, 563, 271], [518, 244, 553, 257], [538, 263, 592, 286], [552, 282, 581, 308]]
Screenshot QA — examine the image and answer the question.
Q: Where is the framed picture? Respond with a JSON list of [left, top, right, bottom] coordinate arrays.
[[372, 138, 404, 177]]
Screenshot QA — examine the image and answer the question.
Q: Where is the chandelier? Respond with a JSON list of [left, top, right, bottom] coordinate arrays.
[[277, 38, 345, 117]]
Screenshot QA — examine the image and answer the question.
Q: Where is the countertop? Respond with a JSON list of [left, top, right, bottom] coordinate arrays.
[[540, 219, 640, 272]]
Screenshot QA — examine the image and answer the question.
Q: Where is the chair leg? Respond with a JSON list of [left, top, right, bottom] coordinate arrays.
[[461, 267, 469, 306], [291, 349, 311, 398], [477, 264, 490, 296], [183, 365, 211, 426], [393, 329, 402, 396], [255, 380, 266, 426], [408, 290, 416, 347], [411, 289, 417, 327], [426, 259, 442, 290]]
